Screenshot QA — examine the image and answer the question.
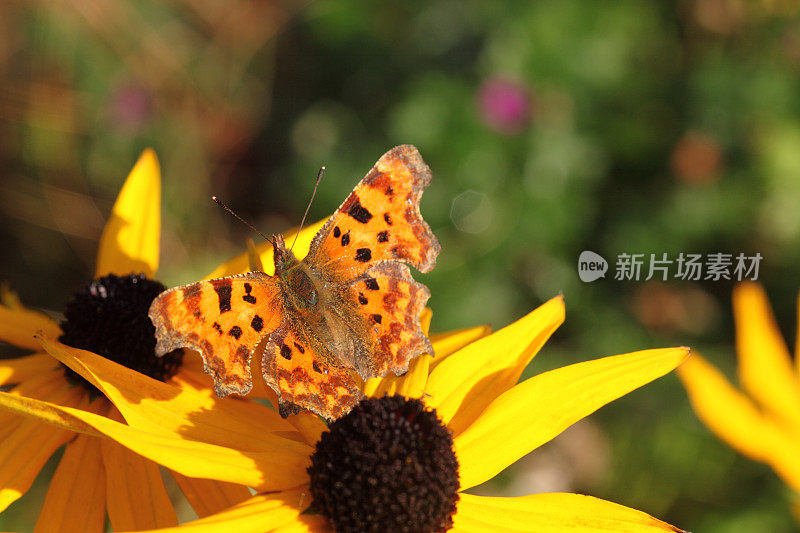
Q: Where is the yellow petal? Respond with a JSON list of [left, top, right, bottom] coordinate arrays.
[[62, 392, 310, 491], [363, 308, 433, 398], [283, 411, 328, 447], [95, 148, 161, 278], [92, 419, 307, 492], [397, 353, 432, 399], [7, 368, 66, 395], [170, 470, 252, 519], [272, 515, 332, 532], [426, 296, 565, 435], [0, 303, 61, 351], [361, 371, 396, 398], [0, 421, 75, 512], [0, 353, 60, 386], [101, 423, 178, 530], [795, 289, 800, 376], [420, 307, 433, 335], [179, 348, 207, 373], [3, 367, 67, 403], [178, 354, 320, 447], [246, 238, 265, 272], [0, 382, 88, 511], [364, 352, 433, 400], [451, 492, 685, 532], [127, 489, 311, 533], [168, 369, 301, 445], [34, 434, 106, 533], [0, 414, 25, 445], [0, 283, 23, 308], [0, 371, 90, 443], [0, 385, 98, 438], [429, 324, 492, 372], [0, 390, 309, 491], [454, 347, 689, 491], [172, 355, 218, 392], [734, 282, 800, 427], [206, 219, 327, 279], [37, 335, 299, 450], [678, 353, 800, 492], [247, 343, 282, 404], [0, 390, 40, 443]]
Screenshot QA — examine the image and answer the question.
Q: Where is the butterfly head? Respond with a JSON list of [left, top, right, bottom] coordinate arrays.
[[270, 234, 296, 273], [271, 233, 321, 310]]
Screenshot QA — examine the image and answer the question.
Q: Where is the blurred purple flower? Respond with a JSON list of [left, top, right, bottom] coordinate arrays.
[[109, 83, 153, 131], [477, 78, 531, 135]]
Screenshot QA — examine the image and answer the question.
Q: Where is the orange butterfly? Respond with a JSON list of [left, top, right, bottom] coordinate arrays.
[[148, 145, 440, 420]]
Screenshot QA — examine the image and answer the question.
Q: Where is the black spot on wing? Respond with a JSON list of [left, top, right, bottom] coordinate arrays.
[[229, 326, 243, 339], [293, 342, 305, 353], [355, 248, 372, 262], [212, 279, 232, 313], [341, 232, 351, 247], [242, 282, 257, 304], [280, 344, 292, 360], [212, 322, 223, 334], [383, 213, 392, 225], [333, 226, 341, 238], [377, 231, 389, 243], [372, 314, 382, 324], [251, 315, 264, 332], [358, 293, 368, 305], [347, 198, 373, 224], [364, 277, 379, 290], [312, 361, 323, 373]]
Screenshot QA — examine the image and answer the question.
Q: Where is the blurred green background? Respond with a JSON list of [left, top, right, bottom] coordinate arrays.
[[3, 0, 800, 531]]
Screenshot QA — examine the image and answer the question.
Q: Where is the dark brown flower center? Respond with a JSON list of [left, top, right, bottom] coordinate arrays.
[[59, 273, 182, 395], [308, 395, 459, 533]]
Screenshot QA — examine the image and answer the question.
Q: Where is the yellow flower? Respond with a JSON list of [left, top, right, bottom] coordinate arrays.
[[1, 290, 690, 531], [0, 151, 254, 531], [679, 282, 800, 506]]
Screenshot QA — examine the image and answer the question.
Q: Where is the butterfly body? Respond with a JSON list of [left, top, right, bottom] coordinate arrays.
[[149, 145, 440, 420], [281, 259, 321, 310], [270, 234, 379, 379]]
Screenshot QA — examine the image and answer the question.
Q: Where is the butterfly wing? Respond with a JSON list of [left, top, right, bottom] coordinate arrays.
[[305, 144, 440, 278], [262, 319, 363, 421], [295, 145, 439, 383], [149, 272, 282, 397], [345, 262, 432, 377]]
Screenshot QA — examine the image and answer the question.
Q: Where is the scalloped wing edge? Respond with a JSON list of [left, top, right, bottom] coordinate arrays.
[[148, 272, 280, 397], [308, 144, 441, 274]]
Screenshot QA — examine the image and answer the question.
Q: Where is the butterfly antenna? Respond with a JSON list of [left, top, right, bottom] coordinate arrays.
[[290, 166, 325, 252], [211, 196, 272, 243]]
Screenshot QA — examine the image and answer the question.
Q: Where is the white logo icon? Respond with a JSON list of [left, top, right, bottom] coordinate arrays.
[[578, 251, 608, 282]]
